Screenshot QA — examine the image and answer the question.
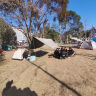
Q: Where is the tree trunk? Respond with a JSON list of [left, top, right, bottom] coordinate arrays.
[[26, 31, 32, 49], [42, 23, 46, 38]]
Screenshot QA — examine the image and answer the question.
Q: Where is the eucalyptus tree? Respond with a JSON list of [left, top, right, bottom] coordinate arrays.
[[0, 0, 68, 48], [66, 10, 83, 36]]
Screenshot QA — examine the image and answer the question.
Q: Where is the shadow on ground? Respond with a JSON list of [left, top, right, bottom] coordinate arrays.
[[2, 80, 38, 96], [30, 62, 81, 96], [48, 53, 54, 56], [32, 50, 48, 57]]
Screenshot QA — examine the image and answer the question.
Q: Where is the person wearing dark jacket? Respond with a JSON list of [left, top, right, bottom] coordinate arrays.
[[60, 47, 68, 58], [68, 47, 75, 56], [54, 48, 60, 59]]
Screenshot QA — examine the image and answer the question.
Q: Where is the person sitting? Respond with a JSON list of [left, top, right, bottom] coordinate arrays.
[[58, 48, 61, 54], [68, 47, 75, 56], [60, 47, 68, 59], [54, 48, 60, 59]]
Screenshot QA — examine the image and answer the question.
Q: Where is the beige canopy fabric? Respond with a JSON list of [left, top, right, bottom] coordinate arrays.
[[31, 37, 58, 49]]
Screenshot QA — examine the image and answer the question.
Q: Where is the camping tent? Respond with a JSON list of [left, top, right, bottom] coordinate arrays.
[[31, 37, 58, 49], [91, 41, 96, 49], [12, 48, 26, 60], [80, 41, 93, 50], [80, 41, 96, 50]]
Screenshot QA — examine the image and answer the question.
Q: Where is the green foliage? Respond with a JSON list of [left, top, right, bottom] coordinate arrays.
[[66, 10, 81, 23], [0, 17, 17, 45], [44, 27, 59, 41], [63, 29, 91, 44], [66, 10, 83, 33], [80, 30, 91, 38], [0, 0, 69, 48], [61, 10, 83, 43]]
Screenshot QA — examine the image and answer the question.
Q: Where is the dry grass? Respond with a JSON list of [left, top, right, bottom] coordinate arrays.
[[0, 46, 96, 96]]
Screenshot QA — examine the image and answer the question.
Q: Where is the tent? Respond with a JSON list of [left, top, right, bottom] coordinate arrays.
[[12, 37, 58, 60], [80, 41, 96, 50], [2, 45, 12, 51], [12, 48, 26, 60], [91, 41, 96, 49], [80, 41, 92, 50], [7, 45, 12, 50], [31, 37, 58, 49]]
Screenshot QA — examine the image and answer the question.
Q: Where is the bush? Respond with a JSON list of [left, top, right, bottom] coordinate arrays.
[[0, 17, 17, 45]]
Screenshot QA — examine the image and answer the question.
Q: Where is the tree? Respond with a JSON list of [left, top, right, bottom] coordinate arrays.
[[55, 10, 83, 43], [61, 10, 83, 43], [80, 30, 91, 38], [66, 11, 83, 35], [0, 0, 68, 48], [44, 27, 59, 41], [0, 17, 17, 45]]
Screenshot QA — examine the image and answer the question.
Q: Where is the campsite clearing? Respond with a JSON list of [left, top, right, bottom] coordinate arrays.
[[0, 46, 96, 96]]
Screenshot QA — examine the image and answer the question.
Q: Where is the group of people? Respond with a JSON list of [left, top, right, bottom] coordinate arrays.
[[54, 47, 75, 59]]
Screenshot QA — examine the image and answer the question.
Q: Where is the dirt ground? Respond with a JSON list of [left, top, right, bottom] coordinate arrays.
[[0, 46, 96, 96]]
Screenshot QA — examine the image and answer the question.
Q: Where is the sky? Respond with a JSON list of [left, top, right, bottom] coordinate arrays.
[[68, 0, 96, 30], [0, 0, 96, 31]]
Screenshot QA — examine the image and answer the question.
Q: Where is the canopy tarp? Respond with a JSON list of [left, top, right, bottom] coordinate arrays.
[[31, 37, 58, 49], [70, 36, 83, 42]]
